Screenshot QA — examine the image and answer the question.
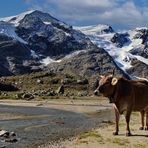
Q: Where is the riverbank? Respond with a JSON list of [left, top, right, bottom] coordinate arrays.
[[0, 99, 146, 148], [0, 98, 113, 148]]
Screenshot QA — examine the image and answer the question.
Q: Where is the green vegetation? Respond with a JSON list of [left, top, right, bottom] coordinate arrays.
[[0, 71, 103, 100], [108, 137, 130, 146], [134, 143, 147, 148], [78, 130, 104, 144]]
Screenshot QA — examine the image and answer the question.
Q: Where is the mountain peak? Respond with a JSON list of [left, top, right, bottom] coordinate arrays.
[[0, 10, 63, 27], [0, 10, 35, 25], [74, 24, 114, 35]]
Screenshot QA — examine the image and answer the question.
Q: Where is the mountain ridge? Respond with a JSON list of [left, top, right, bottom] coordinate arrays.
[[75, 25, 148, 79], [0, 10, 147, 79]]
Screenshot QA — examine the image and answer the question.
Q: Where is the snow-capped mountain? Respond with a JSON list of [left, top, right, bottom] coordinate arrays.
[[75, 25, 148, 79], [0, 10, 97, 76], [0, 10, 147, 79], [1, 10, 92, 58]]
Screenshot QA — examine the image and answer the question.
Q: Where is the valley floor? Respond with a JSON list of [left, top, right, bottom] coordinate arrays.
[[57, 114, 148, 148], [0, 99, 147, 148]]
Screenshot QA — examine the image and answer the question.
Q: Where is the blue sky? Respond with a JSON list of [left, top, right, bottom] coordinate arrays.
[[0, 0, 148, 30]]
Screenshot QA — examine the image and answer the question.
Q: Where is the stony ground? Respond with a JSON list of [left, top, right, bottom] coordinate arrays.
[[57, 112, 148, 148]]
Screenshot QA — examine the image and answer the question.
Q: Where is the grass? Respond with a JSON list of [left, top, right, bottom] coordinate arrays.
[[0, 71, 98, 100], [78, 140, 89, 144], [107, 137, 130, 146], [134, 143, 147, 148], [0, 95, 18, 100], [78, 130, 104, 144]]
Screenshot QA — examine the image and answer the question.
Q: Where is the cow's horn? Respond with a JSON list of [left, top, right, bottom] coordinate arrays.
[[99, 75, 104, 79], [112, 68, 115, 76], [111, 77, 118, 86]]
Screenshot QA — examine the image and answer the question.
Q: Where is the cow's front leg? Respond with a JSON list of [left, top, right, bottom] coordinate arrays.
[[145, 112, 148, 130], [113, 105, 120, 135], [125, 110, 132, 136], [139, 110, 145, 130]]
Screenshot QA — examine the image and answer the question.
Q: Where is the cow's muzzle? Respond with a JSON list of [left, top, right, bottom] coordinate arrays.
[[109, 97, 114, 103]]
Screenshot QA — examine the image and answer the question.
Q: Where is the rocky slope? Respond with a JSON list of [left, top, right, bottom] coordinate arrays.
[[0, 34, 41, 76], [47, 48, 126, 78]]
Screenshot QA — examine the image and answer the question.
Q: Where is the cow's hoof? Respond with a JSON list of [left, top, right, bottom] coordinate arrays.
[[113, 131, 118, 135], [145, 127, 148, 130], [139, 127, 144, 130], [126, 132, 132, 136]]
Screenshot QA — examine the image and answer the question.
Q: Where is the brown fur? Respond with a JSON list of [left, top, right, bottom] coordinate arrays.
[[95, 75, 148, 136]]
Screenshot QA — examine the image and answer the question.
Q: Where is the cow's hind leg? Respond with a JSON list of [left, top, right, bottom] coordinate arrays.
[[113, 105, 120, 135], [145, 112, 148, 130], [139, 110, 145, 130], [125, 109, 132, 136]]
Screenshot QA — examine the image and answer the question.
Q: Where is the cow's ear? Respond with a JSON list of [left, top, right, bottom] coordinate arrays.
[[111, 77, 118, 86]]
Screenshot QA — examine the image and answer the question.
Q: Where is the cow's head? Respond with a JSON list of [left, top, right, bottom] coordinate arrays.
[[94, 74, 118, 103]]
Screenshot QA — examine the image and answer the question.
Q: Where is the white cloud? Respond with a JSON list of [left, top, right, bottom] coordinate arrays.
[[24, 0, 148, 30], [51, 0, 115, 8]]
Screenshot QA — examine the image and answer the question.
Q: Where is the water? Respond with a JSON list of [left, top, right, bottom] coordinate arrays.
[[0, 105, 113, 147]]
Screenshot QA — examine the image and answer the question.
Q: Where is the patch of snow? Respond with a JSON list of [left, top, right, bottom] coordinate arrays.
[[40, 50, 87, 66], [40, 57, 61, 66], [30, 50, 39, 59], [6, 57, 15, 71], [135, 27, 148, 30], [43, 21, 51, 25], [64, 32, 71, 37], [74, 24, 112, 35], [0, 10, 34, 26], [0, 21, 27, 44]]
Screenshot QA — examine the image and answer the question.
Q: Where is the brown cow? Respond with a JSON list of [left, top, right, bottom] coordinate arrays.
[[94, 74, 148, 136]]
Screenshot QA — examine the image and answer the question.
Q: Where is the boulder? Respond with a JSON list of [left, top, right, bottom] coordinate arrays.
[[77, 79, 88, 85], [22, 93, 34, 100], [0, 83, 18, 91], [56, 85, 64, 94], [0, 130, 9, 137], [36, 79, 43, 84], [78, 91, 88, 97], [47, 90, 57, 96]]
